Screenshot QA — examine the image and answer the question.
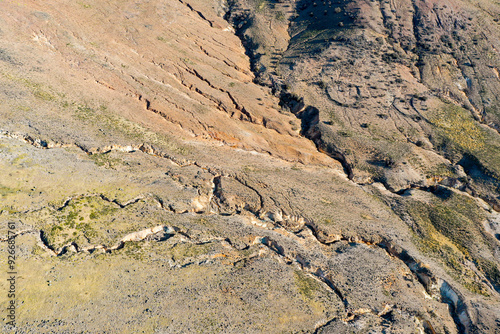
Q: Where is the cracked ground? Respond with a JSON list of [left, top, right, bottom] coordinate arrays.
[[0, 0, 500, 333]]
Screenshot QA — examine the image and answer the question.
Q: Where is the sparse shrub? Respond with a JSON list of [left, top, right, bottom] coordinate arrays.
[[275, 11, 285, 22]]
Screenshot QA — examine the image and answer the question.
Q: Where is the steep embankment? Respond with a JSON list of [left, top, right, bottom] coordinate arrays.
[[225, 0, 500, 209]]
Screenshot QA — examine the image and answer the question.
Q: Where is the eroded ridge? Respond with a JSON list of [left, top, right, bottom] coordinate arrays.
[[0, 130, 492, 333]]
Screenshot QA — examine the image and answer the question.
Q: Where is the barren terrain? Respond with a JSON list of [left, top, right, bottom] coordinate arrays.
[[0, 0, 499, 333]]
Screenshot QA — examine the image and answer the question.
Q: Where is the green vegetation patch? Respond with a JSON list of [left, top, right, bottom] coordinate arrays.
[[428, 102, 500, 178], [255, 0, 268, 12], [296, 29, 326, 44], [42, 196, 122, 249], [424, 163, 457, 178], [0, 184, 17, 197], [170, 243, 213, 262], [0, 71, 56, 102], [294, 270, 322, 300], [429, 103, 485, 152], [89, 153, 123, 169], [401, 191, 499, 295]]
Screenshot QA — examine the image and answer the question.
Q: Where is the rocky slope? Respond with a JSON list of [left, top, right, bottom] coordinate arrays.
[[0, 0, 499, 333]]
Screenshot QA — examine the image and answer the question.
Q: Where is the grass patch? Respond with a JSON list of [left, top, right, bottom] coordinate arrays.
[[424, 163, 456, 178], [400, 192, 498, 295], [296, 29, 325, 44], [429, 103, 485, 152], [120, 241, 146, 260], [0, 71, 57, 102], [275, 11, 285, 22], [42, 196, 121, 248], [428, 101, 500, 179], [255, 0, 268, 12], [33, 89, 56, 101], [89, 153, 123, 169], [11, 153, 32, 166], [89, 204, 118, 220], [0, 185, 17, 197], [294, 270, 321, 300]]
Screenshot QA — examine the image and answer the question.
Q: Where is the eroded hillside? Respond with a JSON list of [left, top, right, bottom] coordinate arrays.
[[0, 0, 499, 333]]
